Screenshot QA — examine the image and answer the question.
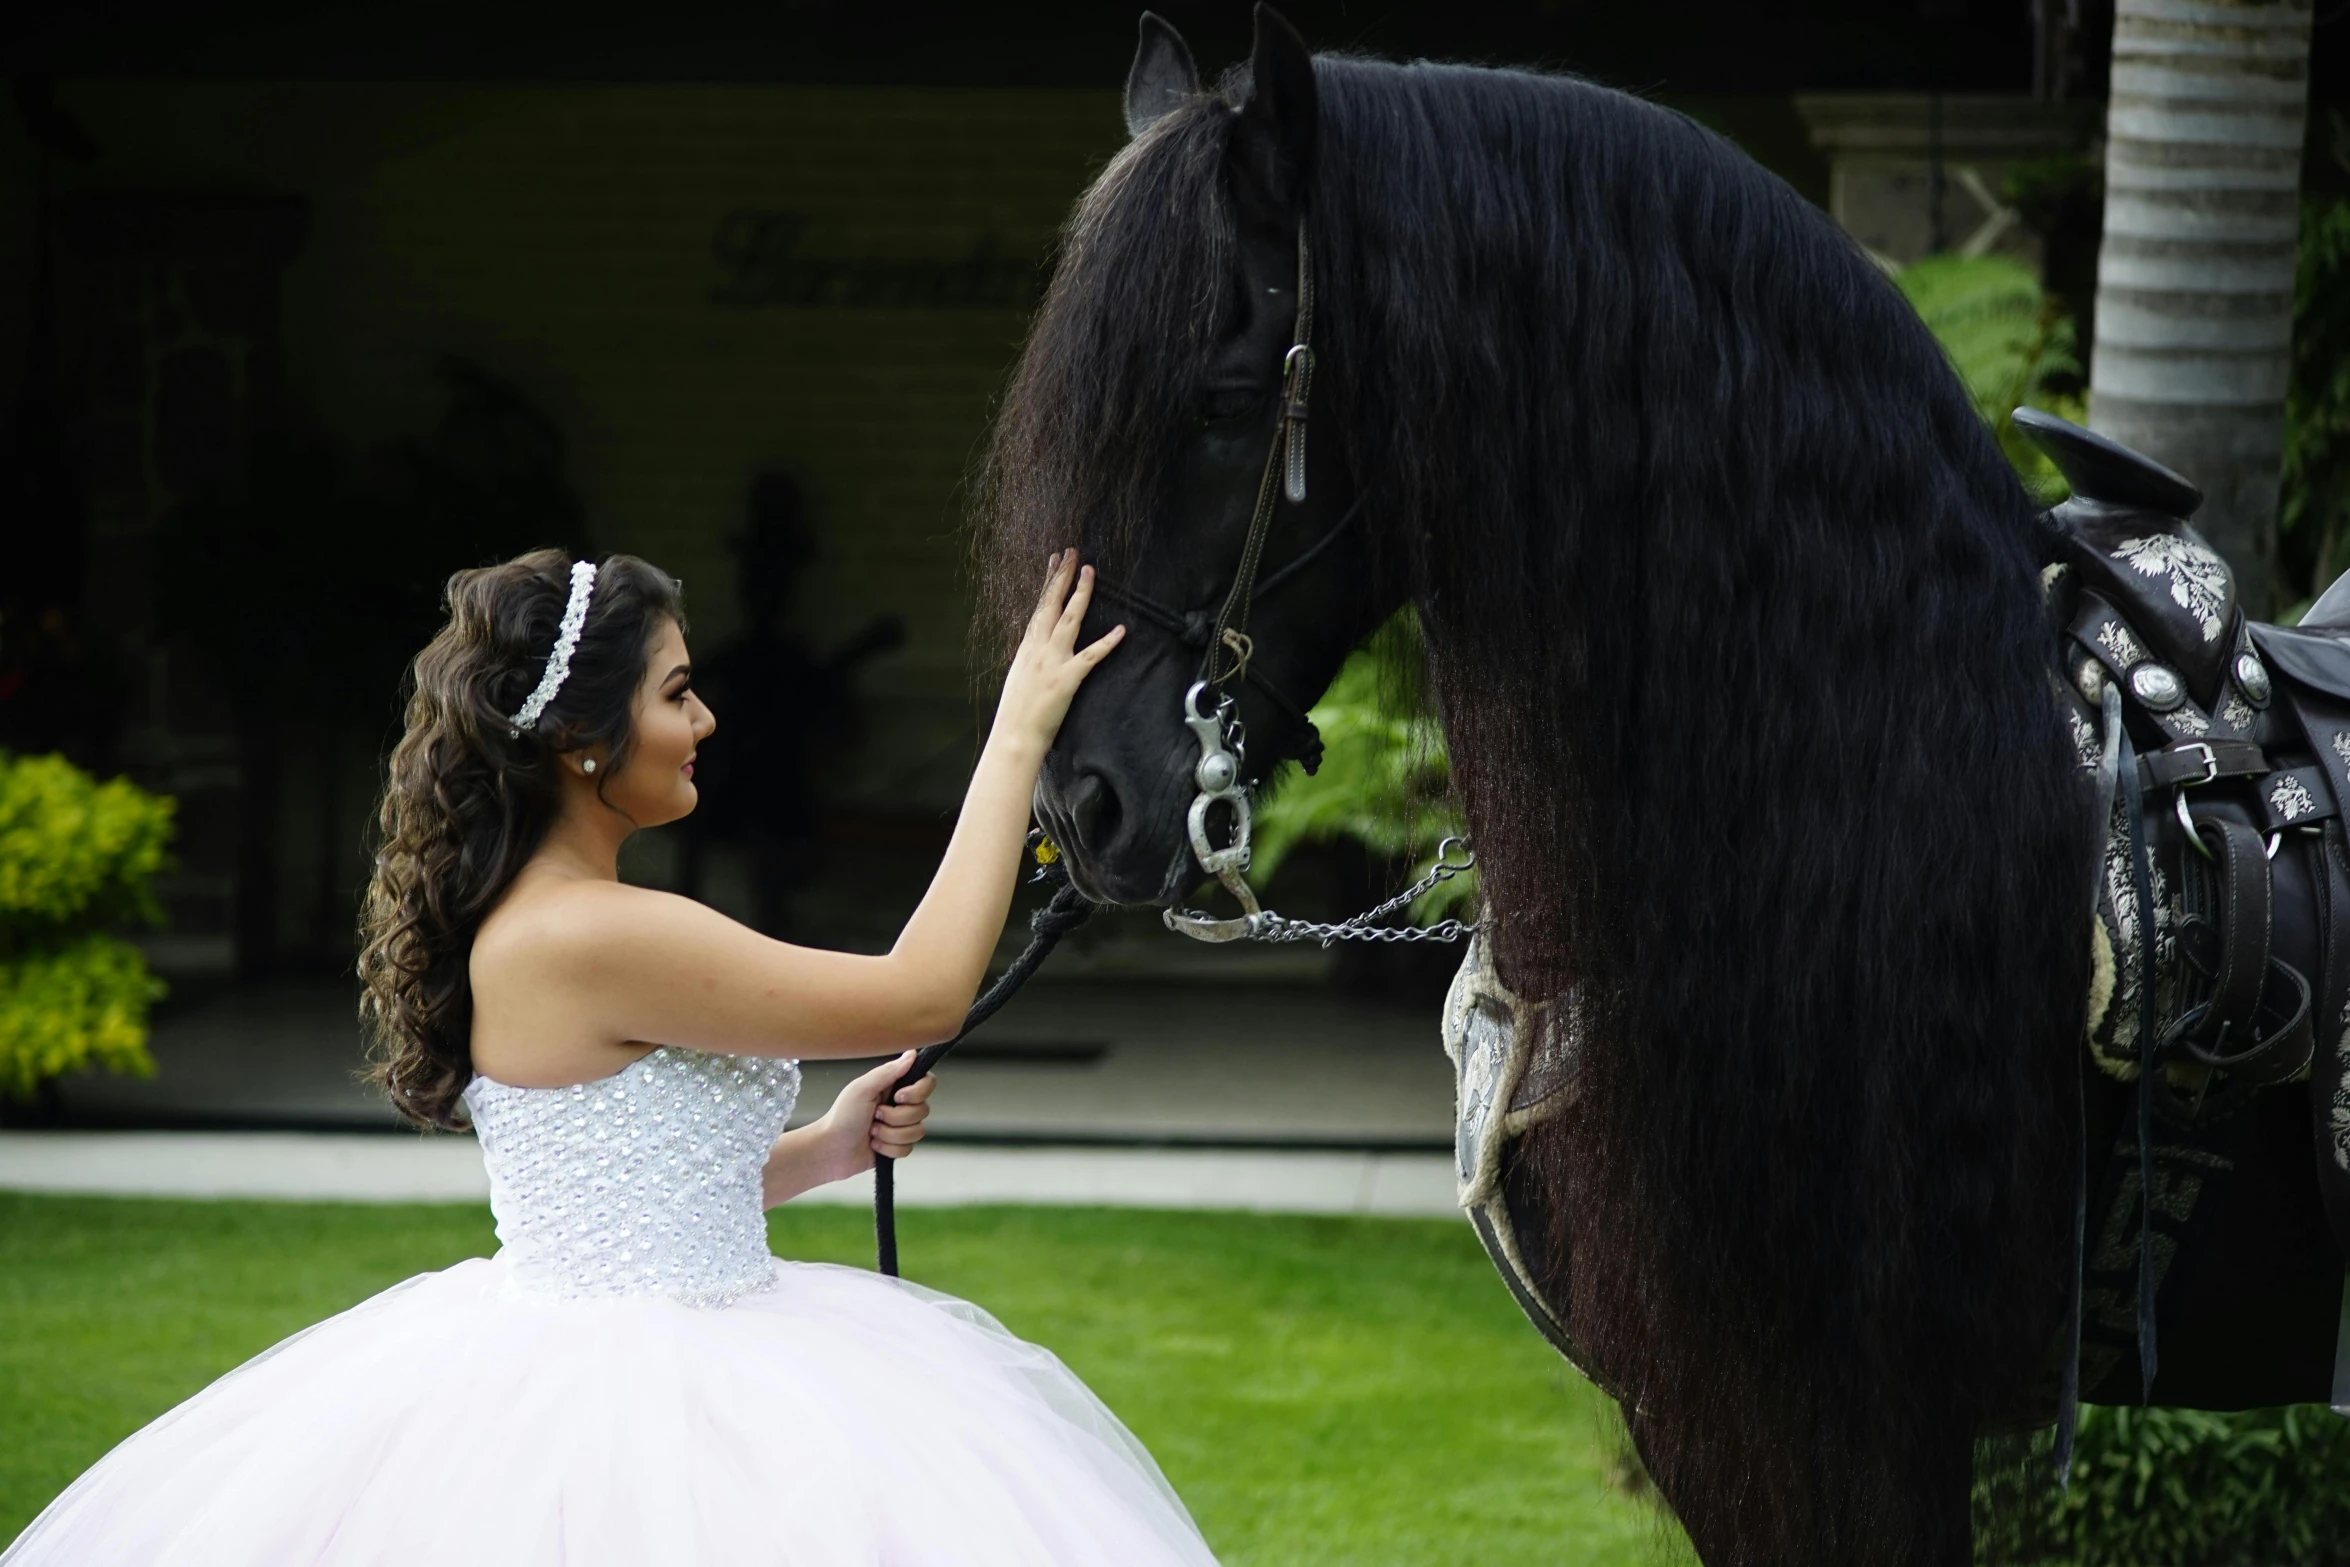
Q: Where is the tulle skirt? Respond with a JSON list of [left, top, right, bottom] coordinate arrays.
[[3, 1254, 1219, 1565]]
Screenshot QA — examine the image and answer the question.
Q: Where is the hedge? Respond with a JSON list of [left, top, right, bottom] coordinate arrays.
[[0, 752, 174, 1097]]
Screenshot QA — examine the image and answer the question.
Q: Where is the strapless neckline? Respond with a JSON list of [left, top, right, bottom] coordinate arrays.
[[467, 1042, 671, 1096]]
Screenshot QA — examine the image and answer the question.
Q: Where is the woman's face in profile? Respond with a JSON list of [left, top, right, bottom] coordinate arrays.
[[600, 616, 715, 829]]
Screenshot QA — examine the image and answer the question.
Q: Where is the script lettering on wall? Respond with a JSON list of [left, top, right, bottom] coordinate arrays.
[[710, 212, 1045, 310]]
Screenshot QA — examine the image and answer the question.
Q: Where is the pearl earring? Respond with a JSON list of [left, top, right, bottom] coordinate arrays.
[[582, 759, 597, 774]]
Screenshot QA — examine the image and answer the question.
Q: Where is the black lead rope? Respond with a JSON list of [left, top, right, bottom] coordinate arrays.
[[874, 836, 1094, 1277]]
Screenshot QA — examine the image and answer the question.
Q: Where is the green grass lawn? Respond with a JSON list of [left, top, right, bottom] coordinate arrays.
[[0, 1195, 1684, 1564]]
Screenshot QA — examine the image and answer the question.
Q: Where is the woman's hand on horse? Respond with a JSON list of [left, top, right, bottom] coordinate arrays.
[[997, 548, 1124, 753], [524, 553, 1119, 1074]]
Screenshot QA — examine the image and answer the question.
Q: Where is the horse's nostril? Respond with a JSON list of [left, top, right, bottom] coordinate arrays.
[[1068, 770, 1124, 855]]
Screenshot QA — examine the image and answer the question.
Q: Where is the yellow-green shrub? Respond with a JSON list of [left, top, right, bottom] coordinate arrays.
[[0, 933, 165, 1097], [0, 753, 175, 1095]]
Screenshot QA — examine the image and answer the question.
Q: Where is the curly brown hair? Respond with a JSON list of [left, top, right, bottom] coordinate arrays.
[[358, 548, 687, 1129]]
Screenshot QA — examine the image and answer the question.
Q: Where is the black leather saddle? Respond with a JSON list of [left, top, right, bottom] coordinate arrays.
[[2020, 409, 2350, 1414], [2024, 408, 2350, 1260]]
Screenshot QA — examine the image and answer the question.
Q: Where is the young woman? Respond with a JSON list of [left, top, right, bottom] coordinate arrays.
[[3, 549, 1223, 1565]]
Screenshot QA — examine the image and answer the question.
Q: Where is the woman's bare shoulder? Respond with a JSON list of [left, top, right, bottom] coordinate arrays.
[[472, 870, 926, 1063], [472, 878, 713, 984], [468, 881, 671, 1084]]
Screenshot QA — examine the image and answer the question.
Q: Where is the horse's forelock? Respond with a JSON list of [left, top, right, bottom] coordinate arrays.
[[971, 97, 1238, 684]]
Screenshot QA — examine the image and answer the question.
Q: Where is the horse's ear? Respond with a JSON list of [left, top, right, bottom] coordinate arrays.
[[1231, 4, 1316, 213], [1124, 14, 1201, 139]]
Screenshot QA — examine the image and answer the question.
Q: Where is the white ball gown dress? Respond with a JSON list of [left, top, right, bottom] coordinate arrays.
[[3, 1047, 1220, 1565]]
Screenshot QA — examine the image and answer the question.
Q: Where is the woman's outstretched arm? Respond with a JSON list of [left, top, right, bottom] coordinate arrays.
[[879, 553, 1095, 1028], [531, 551, 1121, 1061]]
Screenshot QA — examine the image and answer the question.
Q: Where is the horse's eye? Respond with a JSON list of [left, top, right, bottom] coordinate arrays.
[[1199, 387, 1262, 424]]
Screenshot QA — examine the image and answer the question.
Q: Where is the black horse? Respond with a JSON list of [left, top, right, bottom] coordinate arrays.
[[975, 12, 2343, 1563]]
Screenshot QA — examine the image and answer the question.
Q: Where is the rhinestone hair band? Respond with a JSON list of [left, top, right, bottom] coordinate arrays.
[[508, 560, 599, 738]]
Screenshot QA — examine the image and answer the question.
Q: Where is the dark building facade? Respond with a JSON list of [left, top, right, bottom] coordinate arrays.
[[1, 1, 2341, 978]]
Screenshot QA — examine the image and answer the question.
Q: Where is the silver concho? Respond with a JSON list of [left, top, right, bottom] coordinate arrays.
[[2076, 659, 2107, 704], [2131, 664, 2185, 711], [2235, 651, 2273, 707]]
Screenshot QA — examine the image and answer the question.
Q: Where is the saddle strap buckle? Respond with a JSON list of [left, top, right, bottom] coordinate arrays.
[[2171, 741, 2220, 860]]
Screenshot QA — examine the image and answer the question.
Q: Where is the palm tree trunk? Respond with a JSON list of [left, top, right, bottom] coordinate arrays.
[[2089, 0, 2315, 617]]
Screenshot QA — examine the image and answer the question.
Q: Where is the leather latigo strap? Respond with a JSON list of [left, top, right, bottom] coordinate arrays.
[[2174, 810, 2269, 1047], [2257, 639, 2350, 1249], [2168, 807, 2314, 1089], [2318, 825, 2350, 1026], [2276, 682, 2350, 830], [2137, 739, 2268, 793]]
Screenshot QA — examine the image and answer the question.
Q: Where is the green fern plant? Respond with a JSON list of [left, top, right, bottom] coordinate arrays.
[[1895, 252, 2085, 502], [1252, 613, 1472, 922]]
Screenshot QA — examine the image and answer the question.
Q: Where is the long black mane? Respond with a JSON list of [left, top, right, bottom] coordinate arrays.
[[981, 54, 2096, 1561]]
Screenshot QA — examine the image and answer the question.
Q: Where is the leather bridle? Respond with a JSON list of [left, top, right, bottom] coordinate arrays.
[[1091, 493, 1364, 753], [1079, 222, 1472, 943], [1090, 223, 1358, 761]]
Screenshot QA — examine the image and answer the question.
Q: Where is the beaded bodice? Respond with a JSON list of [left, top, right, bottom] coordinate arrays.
[[463, 1047, 801, 1308]]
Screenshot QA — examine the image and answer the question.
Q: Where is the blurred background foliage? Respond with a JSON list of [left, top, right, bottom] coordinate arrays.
[[1895, 250, 2085, 501], [1973, 1404, 2350, 1567], [0, 752, 173, 1097], [1249, 612, 1469, 924], [2282, 196, 2350, 616]]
